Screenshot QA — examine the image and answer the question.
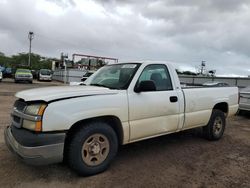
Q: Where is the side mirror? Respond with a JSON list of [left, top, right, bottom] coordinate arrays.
[[135, 80, 156, 93]]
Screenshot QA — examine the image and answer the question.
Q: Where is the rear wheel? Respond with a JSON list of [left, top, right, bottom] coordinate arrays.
[[67, 122, 118, 176], [203, 110, 226, 140]]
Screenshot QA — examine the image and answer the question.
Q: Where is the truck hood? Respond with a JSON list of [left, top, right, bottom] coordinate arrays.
[[16, 86, 118, 102]]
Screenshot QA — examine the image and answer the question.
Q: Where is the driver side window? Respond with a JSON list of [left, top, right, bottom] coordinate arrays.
[[138, 64, 173, 91]]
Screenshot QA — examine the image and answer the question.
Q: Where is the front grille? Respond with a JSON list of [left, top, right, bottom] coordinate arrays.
[[13, 115, 21, 123], [17, 75, 31, 78], [12, 100, 27, 128]]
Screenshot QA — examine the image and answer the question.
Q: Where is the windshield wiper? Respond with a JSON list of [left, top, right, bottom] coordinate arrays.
[[89, 83, 117, 89], [90, 83, 109, 88]]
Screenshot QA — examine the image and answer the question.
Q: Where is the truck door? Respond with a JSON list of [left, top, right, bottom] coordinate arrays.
[[128, 64, 180, 141]]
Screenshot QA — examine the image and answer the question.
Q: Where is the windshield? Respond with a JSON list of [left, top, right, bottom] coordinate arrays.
[[85, 63, 140, 89], [40, 69, 51, 75], [16, 69, 31, 73]]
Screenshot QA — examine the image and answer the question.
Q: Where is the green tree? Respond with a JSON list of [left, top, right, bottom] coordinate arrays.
[[0, 52, 14, 67], [0, 52, 55, 76], [182, 71, 197, 76], [0, 53, 53, 70], [176, 69, 197, 76], [176, 69, 182, 74]]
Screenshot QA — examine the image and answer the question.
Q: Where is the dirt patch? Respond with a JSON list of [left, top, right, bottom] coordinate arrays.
[[0, 79, 249, 188]]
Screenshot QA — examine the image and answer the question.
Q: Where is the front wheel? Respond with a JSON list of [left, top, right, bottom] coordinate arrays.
[[203, 110, 226, 140], [67, 122, 118, 176]]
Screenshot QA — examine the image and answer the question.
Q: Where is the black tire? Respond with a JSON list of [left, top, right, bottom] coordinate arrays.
[[203, 109, 226, 141], [67, 122, 118, 176]]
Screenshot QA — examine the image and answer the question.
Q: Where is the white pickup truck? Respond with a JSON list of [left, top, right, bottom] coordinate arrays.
[[5, 62, 239, 176]]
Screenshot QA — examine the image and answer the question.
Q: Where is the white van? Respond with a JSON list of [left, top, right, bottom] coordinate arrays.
[[38, 69, 52, 81]]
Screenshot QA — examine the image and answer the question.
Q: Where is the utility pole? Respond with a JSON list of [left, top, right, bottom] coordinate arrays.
[[28, 31, 34, 67], [61, 52, 68, 84], [201, 60, 206, 75]]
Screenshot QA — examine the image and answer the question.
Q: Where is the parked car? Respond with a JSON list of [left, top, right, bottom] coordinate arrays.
[[0, 66, 4, 77], [81, 71, 94, 81], [14, 69, 33, 83], [70, 71, 95, 85], [239, 87, 250, 112], [203, 82, 229, 87], [38, 69, 52, 81], [3, 67, 13, 78], [0, 71, 2, 82], [5, 62, 239, 176]]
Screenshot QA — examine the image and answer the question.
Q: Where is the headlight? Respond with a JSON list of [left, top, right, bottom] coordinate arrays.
[[25, 104, 47, 115], [23, 104, 47, 131], [23, 119, 37, 130]]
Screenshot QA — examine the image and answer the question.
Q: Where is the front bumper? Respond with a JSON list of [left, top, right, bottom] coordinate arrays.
[[15, 77, 33, 82], [4, 126, 65, 165], [40, 77, 52, 81], [239, 103, 250, 111]]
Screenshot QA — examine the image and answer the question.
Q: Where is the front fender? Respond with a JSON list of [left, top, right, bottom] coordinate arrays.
[[42, 91, 128, 132]]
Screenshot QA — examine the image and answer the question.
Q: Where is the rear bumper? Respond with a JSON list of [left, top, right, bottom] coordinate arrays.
[[4, 126, 65, 165]]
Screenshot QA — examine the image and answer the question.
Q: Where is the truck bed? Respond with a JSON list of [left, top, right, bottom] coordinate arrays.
[[181, 86, 239, 130]]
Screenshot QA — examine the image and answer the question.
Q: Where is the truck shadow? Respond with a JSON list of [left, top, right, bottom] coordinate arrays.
[[237, 111, 250, 119], [2, 127, 224, 185], [12, 128, 205, 180], [116, 128, 205, 160]]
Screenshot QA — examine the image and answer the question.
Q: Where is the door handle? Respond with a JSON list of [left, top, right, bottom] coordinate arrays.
[[170, 96, 178, 103]]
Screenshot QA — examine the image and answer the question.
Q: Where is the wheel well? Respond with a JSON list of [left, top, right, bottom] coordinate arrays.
[[213, 102, 228, 115], [65, 116, 124, 146]]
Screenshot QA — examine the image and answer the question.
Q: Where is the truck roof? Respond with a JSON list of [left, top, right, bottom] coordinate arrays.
[[111, 61, 173, 66]]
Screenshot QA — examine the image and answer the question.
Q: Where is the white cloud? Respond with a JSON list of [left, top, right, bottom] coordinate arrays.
[[0, 0, 250, 76], [36, 0, 66, 16], [74, 0, 107, 18], [0, 0, 7, 4]]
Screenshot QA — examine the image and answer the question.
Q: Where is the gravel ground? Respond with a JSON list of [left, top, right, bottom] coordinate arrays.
[[0, 79, 249, 188]]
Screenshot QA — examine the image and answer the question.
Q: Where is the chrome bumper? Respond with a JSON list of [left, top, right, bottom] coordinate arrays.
[[40, 77, 52, 80], [4, 126, 65, 165], [239, 103, 250, 111]]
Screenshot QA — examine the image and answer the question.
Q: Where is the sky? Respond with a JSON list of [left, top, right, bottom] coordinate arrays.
[[0, 0, 250, 76]]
